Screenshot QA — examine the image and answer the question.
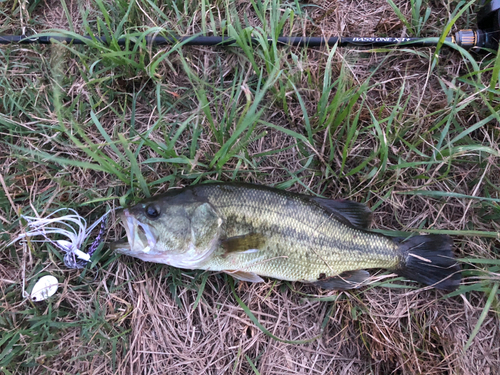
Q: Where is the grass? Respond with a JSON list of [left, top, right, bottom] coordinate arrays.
[[1, 0, 499, 373]]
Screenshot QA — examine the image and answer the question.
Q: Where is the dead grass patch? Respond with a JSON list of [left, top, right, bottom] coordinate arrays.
[[1, 0, 499, 374]]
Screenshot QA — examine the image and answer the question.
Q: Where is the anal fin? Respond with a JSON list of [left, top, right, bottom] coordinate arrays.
[[226, 270, 265, 283], [313, 270, 370, 290]]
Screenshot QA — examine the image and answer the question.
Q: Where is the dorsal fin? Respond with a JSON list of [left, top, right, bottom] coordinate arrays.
[[311, 197, 372, 229], [221, 233, 266, 257]]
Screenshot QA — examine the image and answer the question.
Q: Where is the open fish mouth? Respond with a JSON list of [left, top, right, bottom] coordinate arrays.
[[111, 209, 158, 254]]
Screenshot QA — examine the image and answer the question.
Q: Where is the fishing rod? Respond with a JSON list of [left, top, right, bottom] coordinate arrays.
[[1, 1, 499, 51]]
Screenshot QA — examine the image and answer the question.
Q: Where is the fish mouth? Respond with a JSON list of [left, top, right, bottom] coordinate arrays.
[[111, 209, 158, 254]]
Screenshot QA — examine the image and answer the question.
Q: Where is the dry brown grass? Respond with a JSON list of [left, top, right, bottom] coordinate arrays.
[[1, 0, 500, 374]]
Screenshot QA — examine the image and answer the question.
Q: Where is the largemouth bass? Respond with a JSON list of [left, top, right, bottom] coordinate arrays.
[[111, 183, 461, 290]]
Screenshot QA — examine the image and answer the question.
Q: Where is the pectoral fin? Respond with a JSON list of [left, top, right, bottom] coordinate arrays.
[[313, 270, 370, 290], [221, 233, 265, 256], [226, 270, 265, 283]]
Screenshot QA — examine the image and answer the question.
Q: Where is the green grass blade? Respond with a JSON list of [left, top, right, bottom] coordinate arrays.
[[464, 282, 499, 351], [118, 134, 150, 197], [397, 190, 500, 204], [229, 278, 322, 344]]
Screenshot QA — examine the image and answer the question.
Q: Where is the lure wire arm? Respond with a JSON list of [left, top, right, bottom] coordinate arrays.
[[10, 209, 110, 270]]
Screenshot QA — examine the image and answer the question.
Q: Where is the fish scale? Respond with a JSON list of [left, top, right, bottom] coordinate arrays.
[[112, 182, 461, 291], [190, 184, 400, 282]]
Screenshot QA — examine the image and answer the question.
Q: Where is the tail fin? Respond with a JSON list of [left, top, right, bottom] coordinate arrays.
[[393, 235, 461, 291]]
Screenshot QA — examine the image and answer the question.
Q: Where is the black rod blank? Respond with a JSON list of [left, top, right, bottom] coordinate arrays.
[[0, 34, 455, 47], [0, 30, 496, 49]]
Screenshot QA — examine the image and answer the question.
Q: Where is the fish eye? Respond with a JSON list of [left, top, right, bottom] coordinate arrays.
[[145, 204, 160, 219]]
